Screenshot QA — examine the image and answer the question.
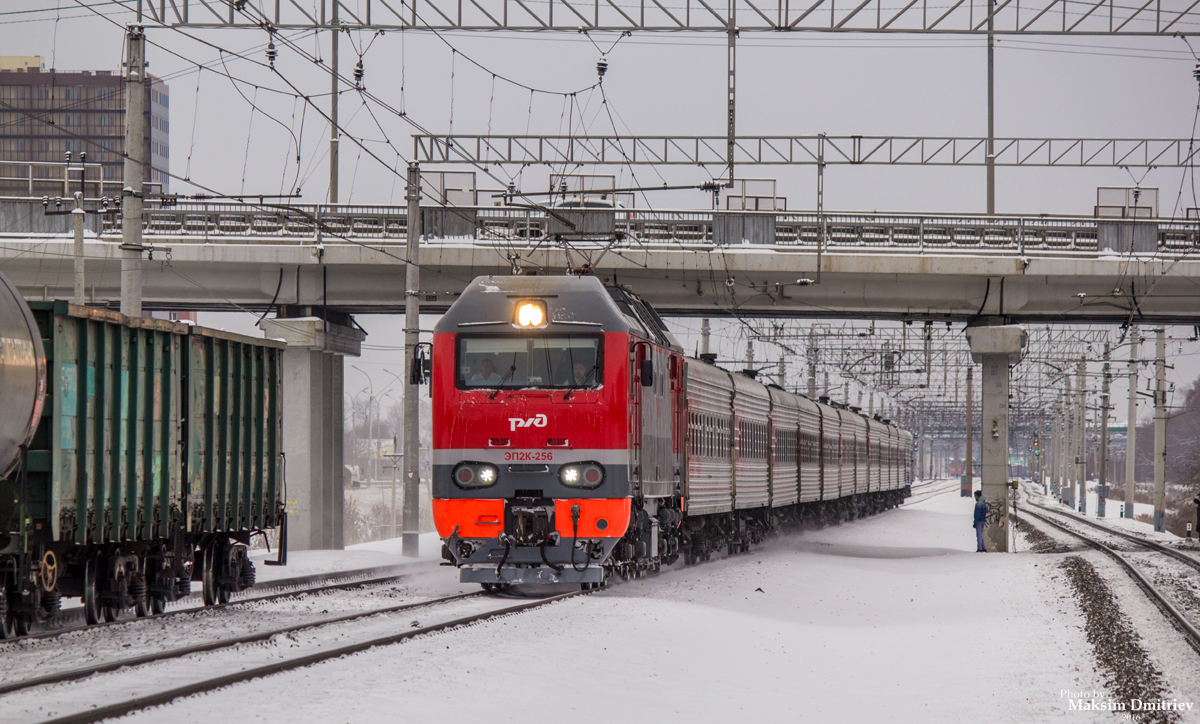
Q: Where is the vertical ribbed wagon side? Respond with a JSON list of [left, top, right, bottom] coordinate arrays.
[[183, 327, 285, 537], [36, 302, 187, 546]]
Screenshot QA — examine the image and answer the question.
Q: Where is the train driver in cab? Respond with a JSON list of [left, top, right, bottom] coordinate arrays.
[[470, 357, 500, 384]]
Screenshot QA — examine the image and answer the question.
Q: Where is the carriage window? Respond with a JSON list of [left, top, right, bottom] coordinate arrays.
[[457, 335, 603, 389]]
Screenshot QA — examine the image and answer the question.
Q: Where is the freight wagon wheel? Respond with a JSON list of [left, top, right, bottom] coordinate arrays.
[[82, 556, 103, 626], [200, 546, 218, 607], [0, 582, 16, 639], [13, 611, 31, 636], [132, 574, 149, 618], [149, 595, 166, 615]]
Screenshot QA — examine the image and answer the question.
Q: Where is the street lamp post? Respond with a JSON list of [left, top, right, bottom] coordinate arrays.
[[352, 365, 378, 482]]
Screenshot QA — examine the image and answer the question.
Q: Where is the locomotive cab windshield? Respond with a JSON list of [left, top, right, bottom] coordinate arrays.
[[457, 334, 603, 390]]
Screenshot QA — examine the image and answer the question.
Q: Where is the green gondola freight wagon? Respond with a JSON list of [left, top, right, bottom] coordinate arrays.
[[0, 285, 286, 637]]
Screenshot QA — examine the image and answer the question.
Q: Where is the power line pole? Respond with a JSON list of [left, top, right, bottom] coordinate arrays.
[[986, 0, 996, 214], [1125, 325, 1138, 518], [962, 365, 973, 496], [1066, 374, 1075, 507], [1098, 343, 1111, 518], [329, 8, 340, 203], [402, 162, 422, 557], [120, 25, 145, 317], [1153, 327, 1167, 532], [807, 328, 817, 398], [72, 191, 85, 305], [725, 0, 736, 187], [1076, 359, 1086, 514]]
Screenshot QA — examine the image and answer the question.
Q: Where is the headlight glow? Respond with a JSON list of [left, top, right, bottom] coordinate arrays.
[[515, 300, 546, 327], [452, 462, 500, 489], [559, 462, 605, 489]]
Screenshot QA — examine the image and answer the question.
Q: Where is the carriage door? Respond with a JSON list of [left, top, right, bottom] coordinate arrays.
[[633, 342, 674, 498]]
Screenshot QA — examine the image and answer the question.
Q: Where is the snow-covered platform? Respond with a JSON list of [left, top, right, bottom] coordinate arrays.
[[250, 531, 446, 584], [127, 481, 1119, 723]]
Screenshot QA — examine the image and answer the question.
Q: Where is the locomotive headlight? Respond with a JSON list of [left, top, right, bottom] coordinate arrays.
[[514, 300, 546, 327], [452, 462, 500, 489], [559, 462, 605, 489]]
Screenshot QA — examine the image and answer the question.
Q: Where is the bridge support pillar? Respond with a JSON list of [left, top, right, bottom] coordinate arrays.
[[262, 315, 366, 551], [966, 321, 1027, 553]]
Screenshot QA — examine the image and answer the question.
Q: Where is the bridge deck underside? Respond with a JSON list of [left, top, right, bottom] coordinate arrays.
[[1, 235, 1196, 322]]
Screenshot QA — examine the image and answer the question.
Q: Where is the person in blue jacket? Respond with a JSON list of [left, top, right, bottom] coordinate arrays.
[[973, 490, 987, 552]]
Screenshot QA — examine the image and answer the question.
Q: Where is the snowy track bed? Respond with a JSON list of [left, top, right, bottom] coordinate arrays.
[[1018, 505, 1200, 722], [89, 484, 1147, 724], [1021, 499, 1200, 646], [0, 587, 572, 724], [0, 578, 461, 688]]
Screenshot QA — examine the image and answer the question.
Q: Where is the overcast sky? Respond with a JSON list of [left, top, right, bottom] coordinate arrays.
[[4, 0, 1200, 425]]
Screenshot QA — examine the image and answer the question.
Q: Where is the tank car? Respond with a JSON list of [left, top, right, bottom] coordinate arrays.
[[0, 280, 286, 637], [433, 276, 912, 589]]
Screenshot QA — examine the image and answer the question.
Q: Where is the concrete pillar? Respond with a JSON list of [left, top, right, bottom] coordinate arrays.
[[966, 322, 1027, 553], [262, 316, 366, 551]]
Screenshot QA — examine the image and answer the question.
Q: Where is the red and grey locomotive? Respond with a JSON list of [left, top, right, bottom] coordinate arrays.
[[433, 275, 913, 589]]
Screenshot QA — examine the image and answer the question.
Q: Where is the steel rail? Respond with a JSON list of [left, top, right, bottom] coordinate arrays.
[[1028, 500, 1200, 573], [1021, 507, 1200, 655], [904, 479, 961, 505], [38, 590, 588, 724], [10, 564, 420, 644], [0, 592, 484, 698]]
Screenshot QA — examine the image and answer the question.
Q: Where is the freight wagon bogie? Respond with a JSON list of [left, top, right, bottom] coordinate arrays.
[[433, 276, 916, 591], [0, 291, 285, 638]]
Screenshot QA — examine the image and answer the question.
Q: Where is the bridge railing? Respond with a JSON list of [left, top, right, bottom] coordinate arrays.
[[52, 200, 1200, 256]]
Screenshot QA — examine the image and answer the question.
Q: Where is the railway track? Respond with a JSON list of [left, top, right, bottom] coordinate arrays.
[[904, 478, 962, 506], [1020, 501, 1200, 656], [1025, 500, 1200, 572], [4, 589, 587, 724], [11, 563, 422, 644]]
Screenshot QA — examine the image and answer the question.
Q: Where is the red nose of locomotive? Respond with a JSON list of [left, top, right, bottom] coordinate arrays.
[[431, 276, 645, 587]]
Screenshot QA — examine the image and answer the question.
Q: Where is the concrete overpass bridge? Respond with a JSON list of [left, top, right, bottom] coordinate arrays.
[[1, 199, 1197, 323]]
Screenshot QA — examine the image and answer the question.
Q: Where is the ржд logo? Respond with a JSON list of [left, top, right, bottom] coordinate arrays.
[[508, 414, 548, 431]]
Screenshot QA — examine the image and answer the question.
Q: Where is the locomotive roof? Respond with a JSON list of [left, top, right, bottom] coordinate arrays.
[[436, 275, 681, 350]]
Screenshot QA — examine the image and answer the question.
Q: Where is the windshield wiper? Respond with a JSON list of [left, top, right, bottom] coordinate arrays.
[[562, 363, 599, 400], [489, 353, 518, 400]]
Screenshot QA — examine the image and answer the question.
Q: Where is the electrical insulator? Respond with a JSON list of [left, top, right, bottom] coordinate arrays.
[[1194, 62, 1200, 85], [596, 57, 608, 79], [354, 59, 364, 87], [266, 40, 278, 68]]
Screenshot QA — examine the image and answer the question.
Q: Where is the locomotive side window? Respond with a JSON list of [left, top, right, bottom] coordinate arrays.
[[456, 335, 603, 390]]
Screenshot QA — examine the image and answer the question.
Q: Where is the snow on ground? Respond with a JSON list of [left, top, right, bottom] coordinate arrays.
[[250, 532, 444, 583], [123, 480, 1117, 724]]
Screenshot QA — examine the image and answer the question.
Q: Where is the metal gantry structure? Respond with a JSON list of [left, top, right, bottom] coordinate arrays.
[[413, 135, 1200, 168], [125, 0, 1200, 34]]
